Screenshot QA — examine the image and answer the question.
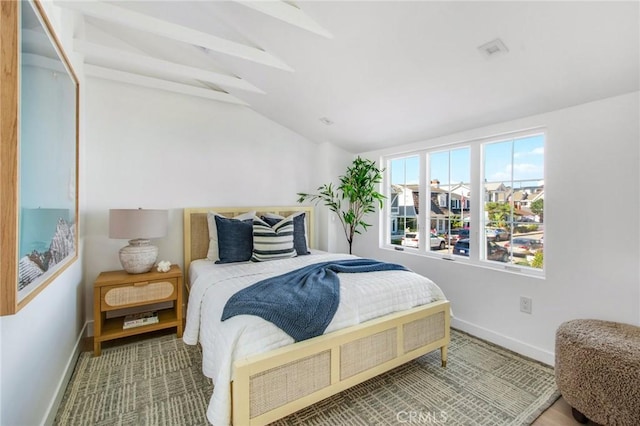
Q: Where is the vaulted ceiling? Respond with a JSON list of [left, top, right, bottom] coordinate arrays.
[[56, 1, 639, 152]]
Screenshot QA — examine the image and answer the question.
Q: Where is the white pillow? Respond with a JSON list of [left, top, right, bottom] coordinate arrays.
[[206, 211, 256, 261]]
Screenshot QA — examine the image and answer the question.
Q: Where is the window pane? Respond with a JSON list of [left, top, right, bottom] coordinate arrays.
[[429, 147, 470, 255], [389, 156, 420, 248], [513, 136, 545, 182], [483, 134, 544, 269]]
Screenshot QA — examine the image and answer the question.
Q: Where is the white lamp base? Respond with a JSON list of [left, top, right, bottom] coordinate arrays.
[[119, 239, 158, 274]]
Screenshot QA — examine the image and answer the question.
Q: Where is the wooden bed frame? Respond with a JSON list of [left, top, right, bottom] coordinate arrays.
[[183, 206, 450, 425]]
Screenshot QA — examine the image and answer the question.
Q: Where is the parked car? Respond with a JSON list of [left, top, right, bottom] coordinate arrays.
[[452, 238, 469, 256], [452, 239, 510, 262], [401, 232, 420, 248], [445, 228, 469, 244], [401, 233, 446, 250], [505, 238, 543, 256], [485, 228, 510, 241], [430, 233, 447, 250]]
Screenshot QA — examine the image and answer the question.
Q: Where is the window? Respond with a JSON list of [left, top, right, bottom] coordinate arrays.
[[382, 130, 545, 276], [387, 155, 419, 247], [483, 134, 544, 269], [429, 147, 470, 255]]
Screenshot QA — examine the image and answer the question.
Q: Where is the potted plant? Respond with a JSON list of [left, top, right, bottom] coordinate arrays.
[[297, 156, 385, 254]]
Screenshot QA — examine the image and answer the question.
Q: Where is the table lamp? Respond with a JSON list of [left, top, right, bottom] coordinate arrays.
[[109, 208, 168, 274]]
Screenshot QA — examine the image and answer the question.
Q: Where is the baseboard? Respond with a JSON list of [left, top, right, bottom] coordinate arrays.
[[451, 317, 555, 366], [43, 320, 89, 426]]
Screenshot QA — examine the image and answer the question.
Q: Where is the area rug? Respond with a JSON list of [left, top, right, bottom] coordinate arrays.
[[55, 329, 559, 425]]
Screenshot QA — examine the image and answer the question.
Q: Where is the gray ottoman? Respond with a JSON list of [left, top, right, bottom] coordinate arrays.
[[555, 319, 640, 425]]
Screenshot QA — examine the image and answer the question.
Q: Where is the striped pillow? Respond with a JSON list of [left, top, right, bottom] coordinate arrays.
[[251, 217, 296, 262], [261, 212, 309, 255]]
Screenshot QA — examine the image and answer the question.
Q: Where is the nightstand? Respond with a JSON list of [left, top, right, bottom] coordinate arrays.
[[93, 264, 183, 356]]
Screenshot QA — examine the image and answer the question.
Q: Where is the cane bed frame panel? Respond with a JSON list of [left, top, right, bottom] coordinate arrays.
[[234, 300, 450, 425]]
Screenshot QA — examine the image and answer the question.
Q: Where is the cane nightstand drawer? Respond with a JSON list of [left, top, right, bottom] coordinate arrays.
[[101, 278, 177, 310], [93, 265, 183, 356]]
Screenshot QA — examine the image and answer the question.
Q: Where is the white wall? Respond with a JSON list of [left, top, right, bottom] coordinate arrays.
[[0, 263, 84, 426], [82, 78, 339, 324], [0, 3, 87, 426], [355, 92, 640, 365], [311, 142, 354, 253]]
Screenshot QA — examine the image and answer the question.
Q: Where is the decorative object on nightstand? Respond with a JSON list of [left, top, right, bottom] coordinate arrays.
[[156, 260, 171, 273], [109, 208, 168, 274], [93, 264, 183, 356]]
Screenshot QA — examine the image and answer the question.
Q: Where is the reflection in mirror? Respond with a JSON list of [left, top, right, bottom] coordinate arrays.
[[18, 1, 77, 297]]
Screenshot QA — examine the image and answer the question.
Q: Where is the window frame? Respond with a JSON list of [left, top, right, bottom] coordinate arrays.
[[381, 128, 545, 278]]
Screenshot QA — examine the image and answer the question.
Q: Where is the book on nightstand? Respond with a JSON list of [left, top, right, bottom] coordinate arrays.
[[123, 311, 159, 329]]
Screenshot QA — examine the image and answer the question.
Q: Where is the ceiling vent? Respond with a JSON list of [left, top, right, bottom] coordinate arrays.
[[478, 38, 509, 58]]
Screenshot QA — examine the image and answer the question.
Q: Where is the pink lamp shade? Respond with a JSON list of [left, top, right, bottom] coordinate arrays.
[[109, 209, 168, 274]]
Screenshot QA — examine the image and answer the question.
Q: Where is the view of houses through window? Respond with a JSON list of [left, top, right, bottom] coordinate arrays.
[[385, 131, 545, 273], [389, 155, 419, 242], [429, 147, 470, 255], [483, 134, 545, 269]]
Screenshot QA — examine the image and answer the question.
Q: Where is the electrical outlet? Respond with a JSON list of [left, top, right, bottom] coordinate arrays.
[[520, 296, 532, 314]]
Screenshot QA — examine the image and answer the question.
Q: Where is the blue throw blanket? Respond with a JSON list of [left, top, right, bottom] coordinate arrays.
[[221, 259, 409, 342]]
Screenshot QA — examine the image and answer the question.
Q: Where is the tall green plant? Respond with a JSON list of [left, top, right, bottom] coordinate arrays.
[[297, 157, 385, 254]]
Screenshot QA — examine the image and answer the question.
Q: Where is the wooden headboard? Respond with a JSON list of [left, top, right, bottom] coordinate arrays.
[[183, 206, 314, 283]]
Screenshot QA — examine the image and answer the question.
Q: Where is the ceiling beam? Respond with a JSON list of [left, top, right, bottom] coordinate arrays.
[[75, 39, 265, 94], [233, 1, 333, 39], [84, 65, 249, 106], [56, 0, 293, 72]]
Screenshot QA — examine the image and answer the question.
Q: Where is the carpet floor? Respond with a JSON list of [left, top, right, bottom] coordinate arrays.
[[55, 329, 559, 425]]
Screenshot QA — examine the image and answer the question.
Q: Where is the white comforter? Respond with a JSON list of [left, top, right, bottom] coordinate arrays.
[[183, 252, 446, 425]]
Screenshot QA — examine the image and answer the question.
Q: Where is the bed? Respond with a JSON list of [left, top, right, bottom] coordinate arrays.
[[182, 206, 450, 425]]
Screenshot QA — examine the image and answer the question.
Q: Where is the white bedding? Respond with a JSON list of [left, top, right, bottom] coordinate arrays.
[[183, 252, 446, 425]]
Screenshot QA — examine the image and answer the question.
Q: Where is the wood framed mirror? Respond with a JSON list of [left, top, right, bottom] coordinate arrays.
[[1, 0, 79, 315]]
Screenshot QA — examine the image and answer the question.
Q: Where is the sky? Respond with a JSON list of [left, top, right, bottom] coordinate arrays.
[[390, 133, 544, 188], [484, 134, 544, 184]]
